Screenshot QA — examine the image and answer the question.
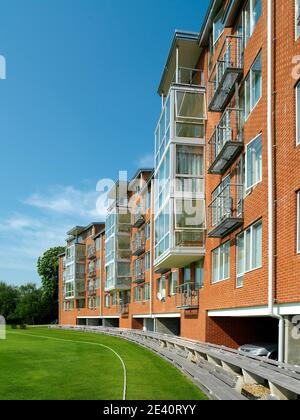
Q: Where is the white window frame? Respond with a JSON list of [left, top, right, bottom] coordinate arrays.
[[213, 8, 225, 46], [244, 0, 262, 46], [297, 191, 300, 254], [297, 82, 300, 145], [236, 220, 263, 287], [245, 133, 262, 192], [143, 283, 150, 302], [244, 51, 262, 121], [211, 241, 230, 284], [296, 0, 300, 40]]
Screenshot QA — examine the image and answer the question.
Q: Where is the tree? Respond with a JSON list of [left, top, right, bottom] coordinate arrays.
[[0, 282, 20, 320], [37, 246, 65, 321], [14, 284, 44, 325]]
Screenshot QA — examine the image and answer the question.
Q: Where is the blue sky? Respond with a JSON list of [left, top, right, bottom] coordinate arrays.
[[0, 0, 210, 286]]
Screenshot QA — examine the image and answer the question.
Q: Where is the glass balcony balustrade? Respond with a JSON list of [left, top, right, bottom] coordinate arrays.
[[105, 205, 132, 292], [208, 35, 243, 112], [154, 85, 207, 271]]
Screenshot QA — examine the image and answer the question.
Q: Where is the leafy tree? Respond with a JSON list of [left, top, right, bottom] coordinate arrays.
[[0, 282, 20, 320], [14, 284, 44, 325], [37, 246, 65, 320]]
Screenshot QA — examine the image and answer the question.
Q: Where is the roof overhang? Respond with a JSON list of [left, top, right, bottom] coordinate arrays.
[[158, 31, 201, 97], [67, 226, 85, 237]]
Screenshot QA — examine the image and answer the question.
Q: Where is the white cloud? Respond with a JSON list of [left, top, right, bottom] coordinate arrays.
[[23, 185, 107, 220], [0, 184, 109, 285], [137, 153, 154, 168]]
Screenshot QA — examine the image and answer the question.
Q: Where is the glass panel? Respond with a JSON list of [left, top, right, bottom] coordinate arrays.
[[245, 229, 252, 272], [176, 123, 205, 138], [212, 249, 219, 283], [244, 0, 251, 45], [195, 260, 204, 289], [253, 0, 262, 27], [176, 199, 206, 229], [184, 268, 191, 283], [247, 134, 262, 189], [176, 91, 206, 120], [213, 9, 224, 44], [297, 0, 300, 38], [251, 53, 262, 108], [176, 145, 203, 176], [252, 221, 262, 269]]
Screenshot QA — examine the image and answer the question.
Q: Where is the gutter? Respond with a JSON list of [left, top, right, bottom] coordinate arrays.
[[267, 0, 285, 364]]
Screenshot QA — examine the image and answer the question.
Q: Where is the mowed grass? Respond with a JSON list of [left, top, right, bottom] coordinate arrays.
[[0, 327, 207, 401]]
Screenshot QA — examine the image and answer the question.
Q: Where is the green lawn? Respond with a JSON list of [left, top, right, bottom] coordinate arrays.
[[0, 327, 207, 401]]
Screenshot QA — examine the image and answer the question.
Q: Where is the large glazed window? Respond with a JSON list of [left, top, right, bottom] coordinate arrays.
[[212, 242, 230, 284], [213, 9, 224, 45], [155, 96, 171, 167], [176, 145, 204, 193], [244, 52, 262, 119], [175, 91, 206, 139], [175, 199, 205, 230], [244, 0, 262, 45], [246, 133, 262, 190], [236, 220, 262, 285]]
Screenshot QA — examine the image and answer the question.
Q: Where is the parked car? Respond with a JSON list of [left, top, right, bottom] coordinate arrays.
[[238, 343, 278, 360]]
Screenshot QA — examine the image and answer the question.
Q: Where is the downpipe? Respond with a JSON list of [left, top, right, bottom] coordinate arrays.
[[267, 0, 285, 363]]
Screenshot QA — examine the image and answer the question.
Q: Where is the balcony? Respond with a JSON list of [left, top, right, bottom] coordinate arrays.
[[132, 208, 145, 229], [132, 271, 145, 285], [88, 268, 96, 278], [132, 235, 145, 257], [87, 285, 97, 296], [87, 246, 96, 260], [208, 108, 244, 175], [172, 67, 204, 89], [208, 183, 244, 238], [176, 283, 199, 310], [208, 36, 243, 112], [118, 303, 129, 316]]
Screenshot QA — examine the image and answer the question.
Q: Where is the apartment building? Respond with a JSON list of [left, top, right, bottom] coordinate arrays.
[[59, 223, 105, 326], [59, 0, 300, 365]]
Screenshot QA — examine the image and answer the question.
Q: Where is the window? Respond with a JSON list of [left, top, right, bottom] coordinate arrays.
[[176, 145, 204, 193], [144, 283, 150, 301], [237, 220, 262, 287], [296, 0, 300, 39], [145, 223, 150, 241], [95, 237, 101, 251], [297, 82, 300, 145], [213, 9, 224, 45], [157, 276, 166, 301], [168, 272, 178, 296], [244, 52, 262, 119], [145, 252, 150, 272], [195, 260, 204, 290], [134, 287, 142, 303], [297, 192, 300, 254], [105, 294, 110, 308], [212, 242, 230, 284], [237, 156, 245, 216], [112, 292, 118, 306], [244, 0, 262, 45], [175, 199, 206, 229], [246, 134, 262, 190]]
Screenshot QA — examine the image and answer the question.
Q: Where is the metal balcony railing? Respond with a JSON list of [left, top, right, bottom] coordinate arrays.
[[88, 267, 97, 278], [208, 36, 243, 112], [208, 107, 244, 175], [117, 303, 129, 316], [172, 67, 205, 88], [208, 183, 244, 238], [132, 234, 145, 257], [132, 207, 145, 228], [87, 246, 96, 260], [176, 283, 199, 310]]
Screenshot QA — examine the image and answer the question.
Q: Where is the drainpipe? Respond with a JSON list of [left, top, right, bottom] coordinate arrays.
[[149, 179, 154, 322], [267, 0, 284, 363]]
